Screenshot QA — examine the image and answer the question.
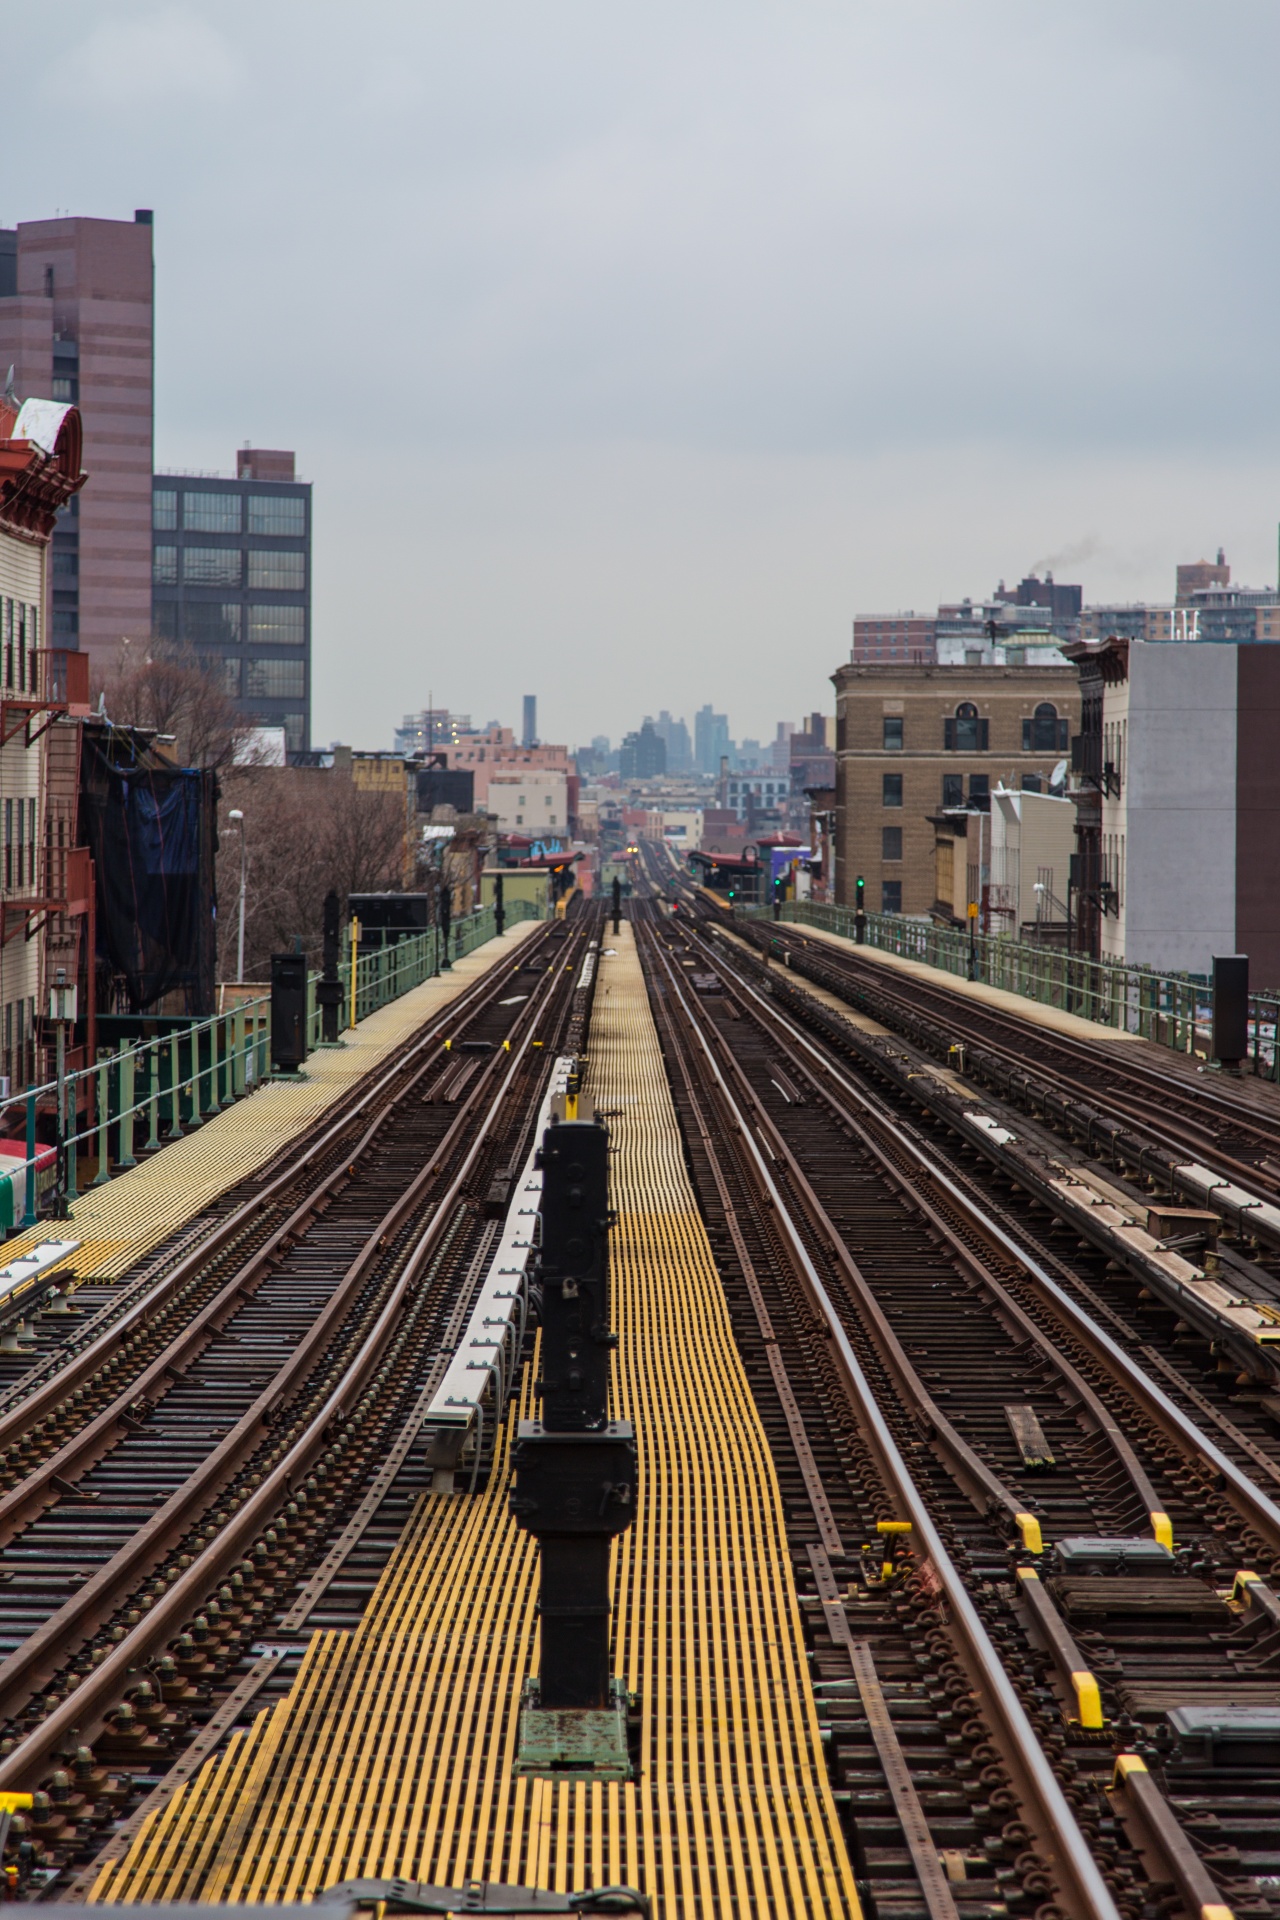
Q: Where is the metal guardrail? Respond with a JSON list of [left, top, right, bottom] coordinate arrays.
[[0, 899, 541, 1230], [743, 901, 1280, 1078]]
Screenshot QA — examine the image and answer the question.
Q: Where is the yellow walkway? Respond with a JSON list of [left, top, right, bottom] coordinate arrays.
[[27, 923, 541, 1284], [90, 928, 859, 1917]]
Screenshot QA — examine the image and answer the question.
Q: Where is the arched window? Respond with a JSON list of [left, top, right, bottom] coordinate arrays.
[[1022, 701, 1065, 753], [951, 706, 982, 748]]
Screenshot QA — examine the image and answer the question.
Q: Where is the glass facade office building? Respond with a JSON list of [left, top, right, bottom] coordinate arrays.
[[151, 458, 312, 750]]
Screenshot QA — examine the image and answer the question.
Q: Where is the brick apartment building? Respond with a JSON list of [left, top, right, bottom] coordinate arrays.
[[831, 662, 1079, 914]]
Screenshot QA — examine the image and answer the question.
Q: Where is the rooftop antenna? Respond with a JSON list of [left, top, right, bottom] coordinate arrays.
[[3, 366, 17, 410]]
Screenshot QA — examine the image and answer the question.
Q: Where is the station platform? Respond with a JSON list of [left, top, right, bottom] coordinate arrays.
[[784, 917, 1147, 1044], [773, 918, 1280, 1116], [89, 929, 860, 1917], [16, 922, 542, 1287]]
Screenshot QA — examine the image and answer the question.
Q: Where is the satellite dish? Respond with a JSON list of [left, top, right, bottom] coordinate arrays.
[[1049, 758, 1067, 794]]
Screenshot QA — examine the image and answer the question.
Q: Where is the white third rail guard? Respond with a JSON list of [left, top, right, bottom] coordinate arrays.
[[424, 1054, 576, 1436]]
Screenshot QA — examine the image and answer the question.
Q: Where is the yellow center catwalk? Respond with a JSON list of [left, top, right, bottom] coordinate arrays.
[[90, 929, 861, 1918]]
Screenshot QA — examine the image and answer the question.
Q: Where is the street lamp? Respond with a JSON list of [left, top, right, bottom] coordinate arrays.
[[48, 965, 76, 1218], [227, 810, 247, 983]]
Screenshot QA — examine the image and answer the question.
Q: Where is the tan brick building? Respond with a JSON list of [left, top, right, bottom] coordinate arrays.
[[831, 662, 1080, 915]]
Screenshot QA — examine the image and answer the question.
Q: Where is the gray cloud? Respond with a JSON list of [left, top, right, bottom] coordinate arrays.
[[7, 0, 1280, 745]]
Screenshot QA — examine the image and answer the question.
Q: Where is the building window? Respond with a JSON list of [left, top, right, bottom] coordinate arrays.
[[941, 774, 963, 808], [882, 716, 903, 750], [245, 657, 305, 699], [182, 603, 242, 647], [183, 491, 242, 534], [969, 774, 989, 801], [1022, 701, 1068, 753], [153, 489, 178, 532], [945, 702, 987, 751], [882, 826, 903, 860], [152, 546, 177, 586], [247, 604, 305, 645], [202, 654, 241, 696], [53, 548, 78, 578], [248, 494, 306, 537], [881, 880, 902, 913], [154, 602, 178, 643], [184, 547, 242, 587], [882, 773, 903, 807], [248, 549, 305, 591], [51, 377, 74, 402], [282, 713, 305, 750]]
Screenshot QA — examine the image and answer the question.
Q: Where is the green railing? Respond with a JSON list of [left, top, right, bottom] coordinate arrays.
[[345, 899, 538, 1024], [742, 901, 1280, 1077], [0, 899, 541, 1230]]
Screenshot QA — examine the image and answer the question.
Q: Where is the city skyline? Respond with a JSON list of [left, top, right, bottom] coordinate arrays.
[[5, 5, 1280, 746]]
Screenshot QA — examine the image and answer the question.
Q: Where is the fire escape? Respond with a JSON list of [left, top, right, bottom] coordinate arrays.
[[0, 648, 91, 952]]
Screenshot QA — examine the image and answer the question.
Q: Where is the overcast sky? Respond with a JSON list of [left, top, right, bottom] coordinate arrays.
[[7, 3, 1280, 750]]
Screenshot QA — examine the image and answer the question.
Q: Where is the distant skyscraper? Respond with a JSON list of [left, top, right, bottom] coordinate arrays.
[[522, 695, 537, 746], [620, 721, 667, 780], [648, 709, 692, 773], [694, 704, 730, 775], [0, 212, 154, 670]]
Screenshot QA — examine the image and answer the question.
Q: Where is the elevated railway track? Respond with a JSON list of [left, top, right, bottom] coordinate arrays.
[[0, 844, 1275, 1918], [0, 910, 599, 1887], [634, 850, 1280, 1920]]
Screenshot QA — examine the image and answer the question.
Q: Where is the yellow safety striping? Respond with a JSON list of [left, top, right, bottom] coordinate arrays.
[[7, 925, 540, 1285], [89, 927, 861, 1917]]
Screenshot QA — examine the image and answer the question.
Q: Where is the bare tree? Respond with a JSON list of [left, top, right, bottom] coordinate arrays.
[[216, 766, 407, 981], [95, 640, 259, 771]]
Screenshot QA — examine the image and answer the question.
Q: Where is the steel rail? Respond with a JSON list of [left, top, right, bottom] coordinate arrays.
[[805, 928, 1279, 1143], [639, 920, 1122, 1920], [0, 920, 558, 1452], [0, 924, 587, 1772], [699, 941, 1175, 1546], [0, 1039, 456, 1550], [758, 922, 1280, 1219], [709, 926, 1280, 1559]]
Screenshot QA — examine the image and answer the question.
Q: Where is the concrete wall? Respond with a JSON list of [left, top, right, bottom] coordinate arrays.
[[1122, 643, 1237, 975]]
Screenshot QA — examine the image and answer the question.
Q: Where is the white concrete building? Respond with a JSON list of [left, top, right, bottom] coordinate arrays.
[[1068, 637, 1280, 983], [987, 786, 1076, 936], [487, 770, 568, 836]]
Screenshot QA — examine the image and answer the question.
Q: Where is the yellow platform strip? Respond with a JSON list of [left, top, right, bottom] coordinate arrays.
[[8, 925, 540, 1284], [89, 928, 860, 1917]]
